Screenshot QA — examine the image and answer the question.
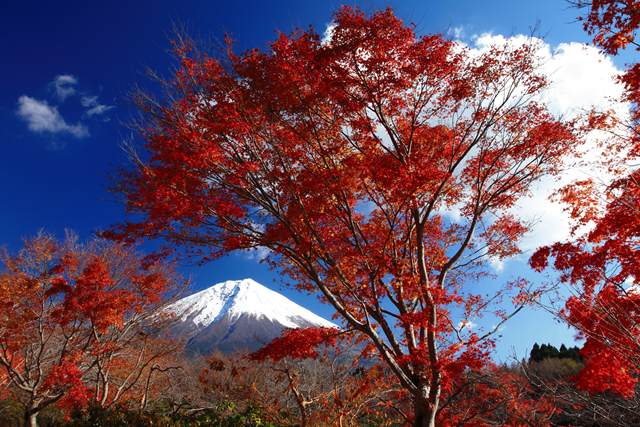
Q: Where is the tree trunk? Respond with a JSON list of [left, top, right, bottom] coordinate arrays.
[[413, 400, 435, 427], [413, 385, 437, 427], [414, 404, 428, 427], [24, 411, 38, 427]]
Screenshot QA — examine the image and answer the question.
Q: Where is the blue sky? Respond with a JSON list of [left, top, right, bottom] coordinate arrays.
[[1, 0, 627, 361]]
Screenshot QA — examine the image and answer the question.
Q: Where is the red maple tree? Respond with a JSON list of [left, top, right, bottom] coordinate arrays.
[[0, 233, 182, 426], [251, 326, 555, 426], [112, 7, 581, 425], [531, 0, 640, 399]]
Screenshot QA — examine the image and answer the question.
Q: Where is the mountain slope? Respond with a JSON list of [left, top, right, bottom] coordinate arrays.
[[166, 278, 336, 354]]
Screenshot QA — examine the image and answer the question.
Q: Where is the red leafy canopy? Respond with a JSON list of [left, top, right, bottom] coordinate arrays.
[[567, 291, 640, 398], [47, 250, 170, 333], [576, 1, 640, 140], [577, 0, 640, 55], [115, 6, 580, 421], [437, 368, 557, 426], [531, 171, 640, 397], [250, 327, 340, 362], [530, 0, 640, 399], [0, 234, 178, 418], [43, 359, 92, 412]]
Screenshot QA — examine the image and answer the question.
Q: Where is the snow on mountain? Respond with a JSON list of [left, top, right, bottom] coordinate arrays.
[[165, 278, 336, 355]]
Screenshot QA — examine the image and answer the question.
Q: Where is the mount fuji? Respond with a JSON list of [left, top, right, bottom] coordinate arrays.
[[165, 278, 336, 355]]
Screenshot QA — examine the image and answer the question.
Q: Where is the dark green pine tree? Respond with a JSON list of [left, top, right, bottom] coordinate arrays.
[[530, 343, 541, 362]]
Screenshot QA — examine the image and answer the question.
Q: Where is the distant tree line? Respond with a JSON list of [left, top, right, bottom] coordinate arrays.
[[529, 343, 582, 363]]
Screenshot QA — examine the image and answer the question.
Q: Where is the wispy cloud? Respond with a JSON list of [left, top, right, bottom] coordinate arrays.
[[17, 96, 88, 139], [447, 25, 465, 40], [243, 246, 271, 261], [51, 74, 78, 101], [81, 95, 114, 117], [80, 95, 98, 107]]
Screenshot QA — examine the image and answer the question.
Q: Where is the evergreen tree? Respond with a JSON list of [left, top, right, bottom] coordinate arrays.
[[530, 343, 542, 362]]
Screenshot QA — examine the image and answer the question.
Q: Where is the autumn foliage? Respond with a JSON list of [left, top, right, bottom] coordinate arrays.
[[0, 233, 183, 426], [245, 326, 557, 426], [249, 327, 339, 362], [5, 2, 640, 426], [531, 171, 640, 397], [530, 0, 640, 400], [109, 7, 584, 426]]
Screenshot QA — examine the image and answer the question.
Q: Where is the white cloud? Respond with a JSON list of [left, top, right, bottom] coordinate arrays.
[[16, 96, 88, 138], [321, 22, 336, 46], [461, 34, 630, 254], [473, 33, 625, 119], [86, 104, 115, 116], [51, 74, 78, 101], [81, 95, 115, 117], [17, 74, 115, 143]]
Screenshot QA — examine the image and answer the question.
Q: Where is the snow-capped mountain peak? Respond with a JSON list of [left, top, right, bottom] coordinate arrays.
[[166, 278, 336, 354]]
